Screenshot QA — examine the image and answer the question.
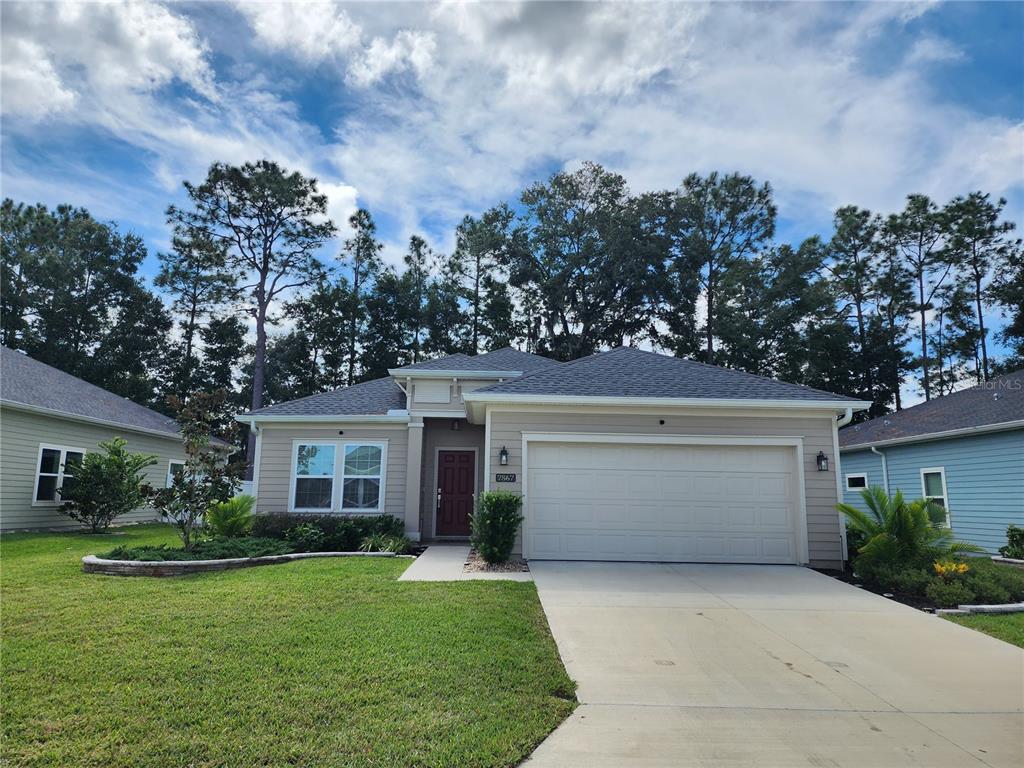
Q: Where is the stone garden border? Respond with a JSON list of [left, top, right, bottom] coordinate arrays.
[[83, 550, 401, 577]]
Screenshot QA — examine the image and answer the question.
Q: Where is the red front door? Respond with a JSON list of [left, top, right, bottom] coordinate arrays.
[[436, 450, 475, 536]]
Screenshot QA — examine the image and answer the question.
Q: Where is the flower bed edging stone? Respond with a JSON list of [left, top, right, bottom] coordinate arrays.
[[992, 556, 1024, 570], [935, 602, 1024, 617], [83, 550, 396, 577]]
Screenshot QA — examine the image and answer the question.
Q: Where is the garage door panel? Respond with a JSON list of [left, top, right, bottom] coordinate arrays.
[[526, 442, 801, 564]]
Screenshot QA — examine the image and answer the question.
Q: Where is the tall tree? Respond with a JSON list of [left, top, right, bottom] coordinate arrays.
[[154, 234, 236, 401], [424, 254, 472, 356], [0, 200, 49, 348], [496, 162, 657, 360], [672, 172, 776, 364], [284, 276, 354, 390], [403, 235, 434, 363], [824, 206, 879, 404], [338, 209, 383, 384], [360, 268, 417, 379], [480, 276, 519, 350], [167, 161, 336, 466], [992, 255, 1024, 373], [891, 195, 951, 401], [944, 192, 1019, 382], [930, 284, 978, 394], [873, 219, 915, 410]]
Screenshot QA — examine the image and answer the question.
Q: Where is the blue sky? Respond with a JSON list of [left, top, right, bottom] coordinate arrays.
[[2, 2, 1022, 305]]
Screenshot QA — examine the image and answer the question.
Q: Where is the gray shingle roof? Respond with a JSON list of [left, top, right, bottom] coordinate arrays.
[[245, 376, 407, 417], [473, 346, 861, 402], [0, 346, 183, 438], [393, 347, 557, 372], [840, 369, 1024, 448]]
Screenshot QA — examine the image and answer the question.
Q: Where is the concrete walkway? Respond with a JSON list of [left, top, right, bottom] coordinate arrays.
[[526, 561, 1024, 768], [398, 543, 532, 582]]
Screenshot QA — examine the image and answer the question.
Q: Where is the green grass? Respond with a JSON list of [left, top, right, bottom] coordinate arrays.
[[944, 612, 1024, 648], [1, 524, 575, 767]]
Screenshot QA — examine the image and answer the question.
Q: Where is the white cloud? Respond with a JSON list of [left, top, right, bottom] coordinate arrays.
[[0, 38, 77, 119], [231, 1, 361, 61]]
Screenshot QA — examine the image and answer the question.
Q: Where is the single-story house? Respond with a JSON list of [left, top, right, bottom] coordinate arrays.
[[0, 346, 188, 531], [839, 369, 1024, 554], [239, 346, 869, 568]]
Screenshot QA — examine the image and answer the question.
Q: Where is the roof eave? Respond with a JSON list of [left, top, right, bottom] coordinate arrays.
[[1, 399, 183, 441], [387, 368, 523, 379], [840, 418, 1024, 451], [463, 392, 869, 420], [236, 410, 411, 425]]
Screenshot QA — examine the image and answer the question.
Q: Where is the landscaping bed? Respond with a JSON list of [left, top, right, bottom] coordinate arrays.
[[3, 523, 576, 767], [465, 550, 530, 574]]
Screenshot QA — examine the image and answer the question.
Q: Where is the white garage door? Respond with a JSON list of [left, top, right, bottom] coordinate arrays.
[[525, 441, 801, 563]]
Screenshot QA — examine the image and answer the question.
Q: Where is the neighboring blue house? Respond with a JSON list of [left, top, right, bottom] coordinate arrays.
[[839, 369, 1024, 554]]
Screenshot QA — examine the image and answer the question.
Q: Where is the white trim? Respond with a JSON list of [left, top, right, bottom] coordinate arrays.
[[483, 408, 492, 493], [466, 392, 869, 410], [920, 466, 952, 528], [167, 459, 186, 489], [251, 424, 263, 499], [387, 368, 522, 379], [431, 446, 479, 539], [844, 473, 868, 491], [288, 441, 338, 513], [841, 419, 1024, 451], [519, 432, 809, 565], [237, 413, 409, 425], [32, 443, 86, 506], [409, 410, 468, 419], [832, 419, 849, 562], [3, 400, 183, 442]]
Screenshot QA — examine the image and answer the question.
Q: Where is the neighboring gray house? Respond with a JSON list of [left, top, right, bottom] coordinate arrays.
[[0, 346, 188, 531], [240, 346, 869, 568], [840, 370, 1024, 553]]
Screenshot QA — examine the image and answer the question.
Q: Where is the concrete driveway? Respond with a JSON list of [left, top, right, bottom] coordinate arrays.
[[526, 562, 1024, 768]]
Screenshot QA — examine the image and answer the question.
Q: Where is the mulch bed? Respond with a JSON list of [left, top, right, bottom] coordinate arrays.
[[464, 551, 530, 573], [813, 567, 937, 612]]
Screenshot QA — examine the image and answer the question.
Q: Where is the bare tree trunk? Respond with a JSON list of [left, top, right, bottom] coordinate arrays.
[[974, 270, 989, 381], [247, 301, 267, 478], [917, 271, 930, 401]]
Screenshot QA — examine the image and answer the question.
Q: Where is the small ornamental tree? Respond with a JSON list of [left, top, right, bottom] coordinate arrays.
[[59, 438, 157, 533], [151, 391, 242, 549], [470, 491, 524, 564]]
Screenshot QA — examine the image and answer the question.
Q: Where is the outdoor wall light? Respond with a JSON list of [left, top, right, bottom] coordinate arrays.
[[816, 451, 830, 472], [499, 446, 509, 466], [451, 419, 460, 431]]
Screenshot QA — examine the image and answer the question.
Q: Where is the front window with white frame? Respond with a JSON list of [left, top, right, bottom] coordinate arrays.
[[34, 444, 85, 504], [292, 443, 336, 511], [290, 441, 387, 513], [845, 473, 867, 491], [341, 443, 385, 511], [921, 467, 951, 527]]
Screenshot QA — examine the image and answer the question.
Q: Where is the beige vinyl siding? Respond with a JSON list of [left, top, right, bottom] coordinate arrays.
[[408, 379, 495, 415], [255, 425, 408, 518], [0, 406, 186, 531], [419, 418, 485, 538], [486, 409, 843, 567]]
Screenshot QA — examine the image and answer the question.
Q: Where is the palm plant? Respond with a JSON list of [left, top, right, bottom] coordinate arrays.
[[838, 486, 983, 569], [205, 495, 256, 538]]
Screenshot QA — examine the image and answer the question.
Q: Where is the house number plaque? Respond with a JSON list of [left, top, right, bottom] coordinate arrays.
[[495, 473, 517, 483]]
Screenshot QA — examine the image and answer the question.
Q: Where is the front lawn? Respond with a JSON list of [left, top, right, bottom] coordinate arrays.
[[1, 524, 575, 767], [944, 612, 1024, 649]]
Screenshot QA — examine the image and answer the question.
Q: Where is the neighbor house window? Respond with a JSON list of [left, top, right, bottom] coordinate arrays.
[[34, 445, 85, 504], [167, 460, 186, 488], [921, 467, 951, 526], [341, 443, 385, 512], [845, 473, 867, 491], [292, 443, 336, 511]]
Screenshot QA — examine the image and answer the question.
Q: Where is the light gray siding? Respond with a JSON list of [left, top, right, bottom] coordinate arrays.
[[419, 418, 485, 538], [486, 409, 844, 566], [0, 406, 186, 531], [255, 425, 408, 518], [408, 378, 495, 415]]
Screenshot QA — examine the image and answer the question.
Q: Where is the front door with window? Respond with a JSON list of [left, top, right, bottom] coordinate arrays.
[[436, 450, 475, 536]]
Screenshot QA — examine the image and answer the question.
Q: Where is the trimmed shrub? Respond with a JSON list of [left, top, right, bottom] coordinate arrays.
[[925, 579, 975, 608], [206, 495, 256, 537], [285, 523, 326, 552], [1000, 525, 1024, 559], [470, 491, 524, 564], [59, 438, 157, 533], [104, 537, 293, 562], [250, 513, 404, 552], [962, 558, 1023, 603]]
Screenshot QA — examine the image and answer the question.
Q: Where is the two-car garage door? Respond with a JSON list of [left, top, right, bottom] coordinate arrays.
[[524, 441, 802, 564]]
